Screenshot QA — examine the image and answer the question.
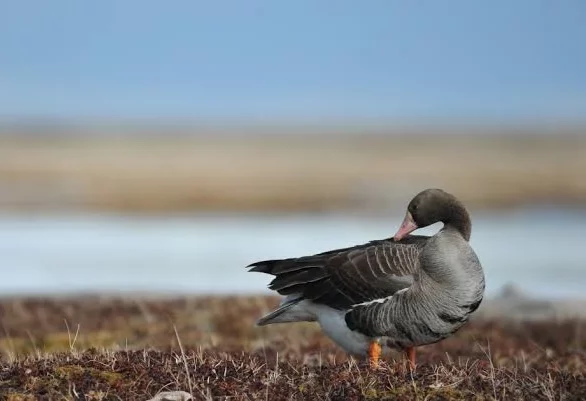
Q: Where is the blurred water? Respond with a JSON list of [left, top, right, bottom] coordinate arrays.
[[0, 208, 584, 298]]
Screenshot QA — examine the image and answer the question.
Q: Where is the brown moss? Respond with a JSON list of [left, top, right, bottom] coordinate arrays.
[[5, 394, 37, 401], [55, 365, 123, 385]]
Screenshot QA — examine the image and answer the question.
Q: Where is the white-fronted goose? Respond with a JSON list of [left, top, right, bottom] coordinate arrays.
[[248, 188, 485, 368]]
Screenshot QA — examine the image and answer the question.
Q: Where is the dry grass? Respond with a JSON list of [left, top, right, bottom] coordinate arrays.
[[0, 133, 585, 213], [0, 295, 584, 400]]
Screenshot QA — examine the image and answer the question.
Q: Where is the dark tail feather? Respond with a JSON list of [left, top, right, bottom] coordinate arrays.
[[247, 259, 280, 274], [268, 268, 328, 292], [247, 257, 324, 275]]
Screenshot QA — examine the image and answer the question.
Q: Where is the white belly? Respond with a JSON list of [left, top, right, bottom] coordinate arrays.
[[304, 301, 392, 356]]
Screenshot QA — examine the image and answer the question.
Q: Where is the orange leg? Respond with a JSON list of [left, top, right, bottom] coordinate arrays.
[[368, 340, 382, 368], [405, 347, 416, 370]]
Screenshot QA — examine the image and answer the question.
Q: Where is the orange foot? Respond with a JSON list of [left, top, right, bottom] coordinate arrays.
[[405, 347, 416, 370], [368, 340, 382, 368]]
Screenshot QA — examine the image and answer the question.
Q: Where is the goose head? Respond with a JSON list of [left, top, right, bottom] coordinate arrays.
[[393, 188, 472, 241]]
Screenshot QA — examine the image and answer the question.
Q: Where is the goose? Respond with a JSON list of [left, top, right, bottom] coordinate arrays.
[[247, 188, 485, 368]]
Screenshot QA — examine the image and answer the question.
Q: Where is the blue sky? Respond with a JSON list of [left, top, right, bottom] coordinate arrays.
[[1, 1, 585, 124]]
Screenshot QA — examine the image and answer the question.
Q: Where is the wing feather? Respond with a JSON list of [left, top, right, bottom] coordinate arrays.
[[247, 236, 428, 310]]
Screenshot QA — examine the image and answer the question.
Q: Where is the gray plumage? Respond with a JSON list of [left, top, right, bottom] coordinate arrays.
[[345, 227, 485, 349], [248, 188, 486, 356]]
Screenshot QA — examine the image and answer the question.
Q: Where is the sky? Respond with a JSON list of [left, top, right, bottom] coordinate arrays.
[[0, 1, 585, 125]]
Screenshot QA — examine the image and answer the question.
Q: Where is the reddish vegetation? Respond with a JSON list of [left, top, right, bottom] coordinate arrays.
[[0, 296, 584, 400]]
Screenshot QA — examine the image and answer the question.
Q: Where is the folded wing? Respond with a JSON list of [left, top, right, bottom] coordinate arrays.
[[248, 236, 427, 310]]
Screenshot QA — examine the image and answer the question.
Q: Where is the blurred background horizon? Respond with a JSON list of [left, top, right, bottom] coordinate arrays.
[[1, 1, 585, 299]]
